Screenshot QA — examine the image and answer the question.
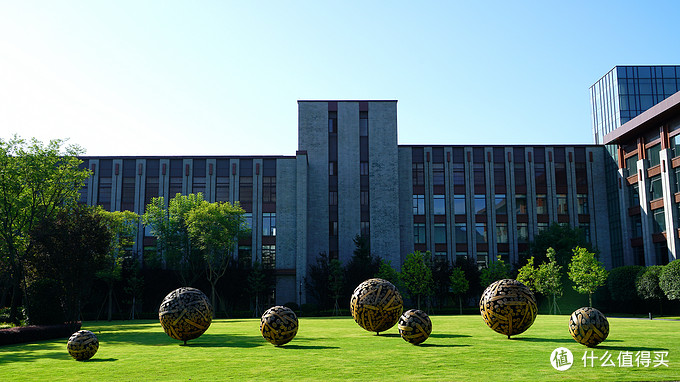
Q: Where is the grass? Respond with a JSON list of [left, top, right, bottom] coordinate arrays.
[[0, 315, 678, 381]]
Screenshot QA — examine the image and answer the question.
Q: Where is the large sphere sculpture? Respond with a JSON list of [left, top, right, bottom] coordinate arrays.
[[260, 306, 299, 346], [398, 309, 432, 345], [67, 330, 99, 361], [569, 307, 609, 347], [350, 278, 403, 334], [479, 279, 537, 338], [159, 287, 213, 344]]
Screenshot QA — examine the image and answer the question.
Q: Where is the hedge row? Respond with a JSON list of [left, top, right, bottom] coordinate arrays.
[[0, 322, 81, 346]]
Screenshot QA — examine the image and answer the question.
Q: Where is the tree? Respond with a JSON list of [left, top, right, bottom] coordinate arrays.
[[400, 251, 434, 310], [636, 265, 665, 315], [375, 259, 401, 288], [344, 235, 380, 295], [568, 246, 608, 307], [449, 266, 469, 315], [480, 256, 510, 288], [659, 259, 680, 301], [431, 257, 452, 310], [142, 193, 205, 286], [97, 209, 140, 321], [186, 199, 248, 315], [27, 204, 111, 322], [247, 261, 268, 317], [527, 223, 592, 267], [329, 259, 345, 315], [516, 256, 538, 293], [306, 252, 332, 310], [608, 265, 645, 303], [535, 248, 563, 315], [0, 136, 88, 324]]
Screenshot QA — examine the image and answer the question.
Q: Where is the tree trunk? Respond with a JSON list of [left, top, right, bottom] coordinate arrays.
[[588, 293, 593, 307], [211, 282, 217, 318], [107, 285, 113, 321], [417, 295, 421, 311], [458, 295, 463, 315], [9, 283, 21, 325]]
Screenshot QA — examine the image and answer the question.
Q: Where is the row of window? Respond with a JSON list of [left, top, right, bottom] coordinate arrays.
[[411, 194, 588, 216]]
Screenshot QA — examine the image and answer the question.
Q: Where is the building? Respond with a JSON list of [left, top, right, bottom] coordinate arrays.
[[78, 100, 612, 305]]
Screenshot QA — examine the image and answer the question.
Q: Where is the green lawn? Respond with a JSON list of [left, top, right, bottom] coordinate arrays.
[[0, 315, 678, 381]]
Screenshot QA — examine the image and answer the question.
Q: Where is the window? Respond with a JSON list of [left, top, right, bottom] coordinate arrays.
[[495, 195, 507, 215], [329, 191, 338, 206], [454, 195, 466, 215], [413, 195, 425, 215], [330, 221, 338, 236], [412, 163, 424, 186], [649, 176, 663, 201], [514, 163, 526, 186], [262, 176, 276, 203], [360, 221, 370, 236], [433, 163, 444, 186], [455, 223, 467, 243], [626, 154, 638, 174], [329, 162, 336, 176], [434, 223, 447, 244], [517, 223, 528, 243], [474, 195, 486, 215], [262, 213, 276, 236], [477, 252, 488, 269], [557, 194, 568, 214], [536, 194, 547, 214], [647, 144, 661, 168], [433, 195, 445, 215], [630, 215, 642, 238], [671, 135, 680, 158], [535, 163, 546, 187], [452, 163, 465, 186], [675, 167, 680, 193], [414, 223, 426, 244], [580, 223, 591, 242], [238, 246, 252, 268], [515, 194, 527, 214], [215, 159, 230, 202], [629, 183, 640, 207], [473, 163, 485, 186], [244, 213, 252, 229], [262, 245, 276, 270], [192, 159, 206, 196], [239, 176, 253, 204], [328, 114, 337, 133], [475, 223, 487, 244], [360, 162, 369, 176], [359, 117, 368, 136], [496, 223, 508, 243], [577, 194, 589, 214], [653, 208, 666, 233], [360, 191, 369, 206], [537, 222, 549, 233], [493, 163, 505, 186]]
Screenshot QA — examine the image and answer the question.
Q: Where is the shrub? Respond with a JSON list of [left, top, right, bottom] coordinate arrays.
[[636, 266, 665, 301], [0, 322, 81, 346], [659, 260, 680, 300], [25, 278, 65, 325], [608, 265, 645, 302]]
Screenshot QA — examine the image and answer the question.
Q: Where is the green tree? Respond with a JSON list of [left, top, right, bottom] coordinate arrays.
[[400, 251, 434, 310], [375, 259, 401, 288], [329, 259, 345, 315], [535, 248, 563, 315], [27, 204, 111, 322], [608, 265, 645, 303], [480, 256, 510, 288], [306, 252, 332, 310], [527, 223, 592, 267], [142, 193, 205, 286], [449, 266, 469, 315], [344, 235, 380, 296], [568, 246, 608, 307], [247, 261, 269, 317], [431, 258, 452, 310], [516, 256, 538, 293], [186, 199, 248, 315], [636, 265, 665, 315], [0, 136, 89, 324], [659, 259, 680, 301], [97, 209, 139, 321]]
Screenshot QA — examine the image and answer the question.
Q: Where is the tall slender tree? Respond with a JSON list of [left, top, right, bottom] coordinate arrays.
[[568, 246, 608, 307], [401, 251, 434, 310], [449, 266, 469, 315]]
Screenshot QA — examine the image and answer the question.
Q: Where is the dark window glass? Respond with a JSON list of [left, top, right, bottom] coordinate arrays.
[[412, 163, 424, 186], [433, 163, 444, 186], [413, 195, 425, 215], [433, 195, 445, 215], [239, 176, 253, 204], [262, 176, 276, 203]]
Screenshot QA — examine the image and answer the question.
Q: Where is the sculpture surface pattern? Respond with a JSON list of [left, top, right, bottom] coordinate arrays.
[[350, 278, 403, 334], [260, 306, 299, 346], [479, 279, 537, 338], [159, 287, 213, 343], [398, 309, 432, 345], [569, 307, 609, 347], [67, 330, 99, 361]]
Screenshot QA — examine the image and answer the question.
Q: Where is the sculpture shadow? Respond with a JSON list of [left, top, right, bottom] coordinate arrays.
[[429, 333, 472, 339], [277, 344, 340, 350], [511, 337, 586, 344], [180, 334, 265, 348], [595, 344, 668, 352], [85, 358, 118, 362], [374, 333, 401, 338], [418, 343, 470, 348]]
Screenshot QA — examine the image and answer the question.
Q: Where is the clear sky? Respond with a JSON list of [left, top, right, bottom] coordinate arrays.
[[2, 1, 679, 156]]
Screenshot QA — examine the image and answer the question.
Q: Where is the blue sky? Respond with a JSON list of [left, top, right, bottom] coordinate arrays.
[[1, 1, 679, 156]]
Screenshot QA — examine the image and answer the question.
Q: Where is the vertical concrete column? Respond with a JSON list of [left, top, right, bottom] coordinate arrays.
[[338, 102, 360, 264], [112, 159, 123, 211], [660, 149, 679, 262], [617, 168, 633, 265], [296, 152, 308, 305], [637, 159, 656, 265], [505, 148, 518, 264], [159, 159, 170, 205], [565, 148, 578, 227], [182, 159, 192, 195], [88, 159, 100, 206], [206, 158, 217, 202]]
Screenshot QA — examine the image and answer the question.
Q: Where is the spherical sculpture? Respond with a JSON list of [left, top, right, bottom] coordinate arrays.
[[67, 330, 99, 361], [260, 306, 299, 346], [569, 307, 609, 347], [398, 309, 432, 345], [159, 287, 213, 344], [479, 279, 537, 338], [350, 278, 403, 334]]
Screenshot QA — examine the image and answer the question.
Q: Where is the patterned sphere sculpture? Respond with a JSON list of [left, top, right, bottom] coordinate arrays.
[[398, 309, 432, 345], [260, 306, 299, 346], [569, 307, 609, 347], [67, 330, 99, 361], [159, 287, 213, 344], [480, 279, 537, 338], [350, 278, 403, 334]]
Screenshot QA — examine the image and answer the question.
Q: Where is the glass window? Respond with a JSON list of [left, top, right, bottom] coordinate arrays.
[[330, 191, 338, 206], [537, 222, 549, 233], [557, 194, 568, 214], [494, 163, 505, 186], [473, 163, 485, 186], [262, 213, 276, 236], [360, 162, 369, 176], [517, 223, 528, 243], [434, 223, 447, 244], [361, 221, 370, 236], [577, 194, 589, 214], [647, 144, 661, 168], [238, 246, 252, 268], [359, 118, 368, 136], [649, 176, 663, 201], [262, 245, 276, 270], [536, 194, 547, 214], [360, 191, 369, 206], [653, 208, 666, 233], [534, 163, 546, 187], [629, 183, 640, 207], [476, 253, 488, 269], [474, 195, 486, 215], [413, 195, 425, 215], [433, 195, 445, 215], [475, 223, 487, 244], [494, 195, 507, 215], [631, 215, 642, 238], [330, 221, 338, 236], [515, 194, 527, 214], [496, 223, 508, 243], [580, 223, 591, 243], [514, 162, 526, 186], [244, 213, 252, 229], [414, 223, 426, 244], [433, 163, 445, 186], [262, 176, 276, 203], [454, 195, 466, 215], [455, 223, 467, 243], [412, 163, 424, 186], [675, 167, 680, 193]]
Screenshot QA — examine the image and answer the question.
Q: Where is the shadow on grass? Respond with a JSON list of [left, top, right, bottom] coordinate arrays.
[[429, 333, 472, 339], [85, 358, 118, 362], [595, 344, 668, 352], [178, 334, 265, 348], [374, 333, 401, 338], [511, 337, 598, 344], [418, 343, 470, 348], [277, 344, 340, 350], [0, 350, 69, 363]]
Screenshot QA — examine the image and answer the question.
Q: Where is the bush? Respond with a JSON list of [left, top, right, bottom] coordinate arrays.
[[608, 265, 645, 302], [659, 259, 680, 300], [636, 266, 665, 301], [25, 278, 65, 325], [0, 322, 81, 346]]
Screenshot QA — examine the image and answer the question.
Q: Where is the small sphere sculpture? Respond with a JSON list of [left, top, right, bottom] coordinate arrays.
[[67, 330, 99, 361], [569, 307, 609, 347], [260, 306, 299, 346], [350, 278, 403, 334], [159, 287, 213, 344], [398, 309, 432, 345], [479, 279, 537, 338]]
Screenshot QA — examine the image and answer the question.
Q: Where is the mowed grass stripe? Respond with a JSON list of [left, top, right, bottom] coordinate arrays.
[[0, 315, 678, 381]]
